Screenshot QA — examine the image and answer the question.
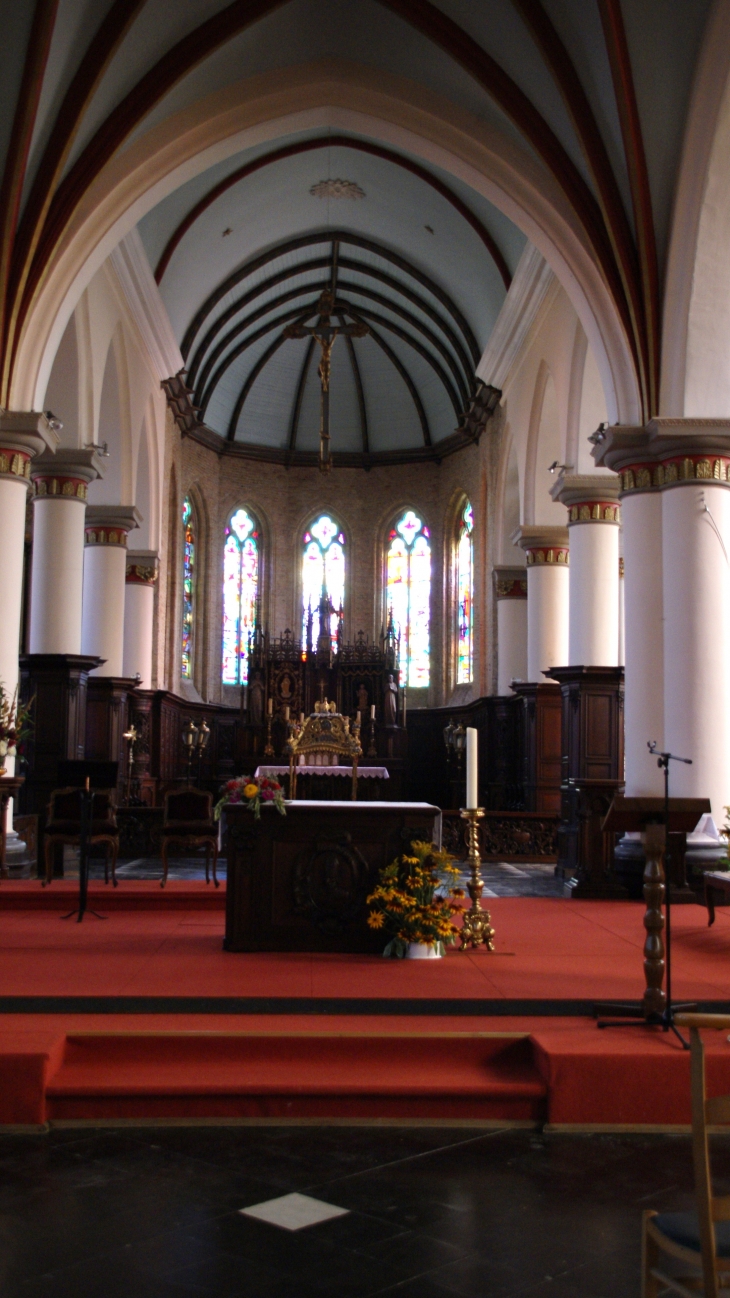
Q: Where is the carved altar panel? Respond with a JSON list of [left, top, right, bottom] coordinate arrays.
[[224, 801, 439, 952]]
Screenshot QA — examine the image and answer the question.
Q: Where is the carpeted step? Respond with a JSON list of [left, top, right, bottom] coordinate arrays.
[[0, 881, 225, 910], [45, 1031, 547, 1122]]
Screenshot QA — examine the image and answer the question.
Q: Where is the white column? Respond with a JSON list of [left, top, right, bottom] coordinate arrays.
[[618, 554, 625, 667], [594, 418, 730, 811], [619, 491, 664, 795], [513, 526, 569, 681], [662, 473, 730, 819], [0, 414, 57, 847], [123, 550, 158, 687], [493, 567, 527, 694], [29, 448, 102, 654], [552, 474, 621, 666], [81, 507, 141, 676]]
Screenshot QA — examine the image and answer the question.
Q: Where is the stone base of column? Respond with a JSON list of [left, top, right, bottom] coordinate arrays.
[[19, 653, 101, 876], [560, 778, 628, 898], [510, 682, 562, 813], [86, 677, 138, 798], [547, 665, 625, 879]]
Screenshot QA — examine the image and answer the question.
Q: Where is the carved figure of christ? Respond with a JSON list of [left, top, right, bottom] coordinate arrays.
[[285, 289, 367, 471]]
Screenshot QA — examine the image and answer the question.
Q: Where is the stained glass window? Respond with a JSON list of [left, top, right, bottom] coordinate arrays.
[[222, 508, 260, 685], [181, 496, 195, 679], [302, 514, 345, 645], [387, 509, 431, 688], [456, 500, 474, 684]]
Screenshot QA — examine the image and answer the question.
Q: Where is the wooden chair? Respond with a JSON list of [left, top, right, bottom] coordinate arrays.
[[643, 1012, 730, 1297], [44, 787, 119, 886], [160, 786, 219, 888]]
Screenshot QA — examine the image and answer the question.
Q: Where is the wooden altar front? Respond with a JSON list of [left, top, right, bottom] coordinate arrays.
[[224, 801, 440, 953]]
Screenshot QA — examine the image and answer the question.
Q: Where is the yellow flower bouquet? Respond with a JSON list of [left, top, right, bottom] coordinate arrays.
[[366, 840, 464, 958]]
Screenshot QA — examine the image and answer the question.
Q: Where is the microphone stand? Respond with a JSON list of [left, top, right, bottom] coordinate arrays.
[[597, 744, 695, 1048]]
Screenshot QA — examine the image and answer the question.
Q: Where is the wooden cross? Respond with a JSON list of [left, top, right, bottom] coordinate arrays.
[[285, 288, 368, 472]]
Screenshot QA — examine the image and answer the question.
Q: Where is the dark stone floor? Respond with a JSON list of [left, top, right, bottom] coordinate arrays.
[[0, 1124, 717, 1297]]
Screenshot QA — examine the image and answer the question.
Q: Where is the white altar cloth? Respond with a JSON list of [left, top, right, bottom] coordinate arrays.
[[255, 765, 389, 780]]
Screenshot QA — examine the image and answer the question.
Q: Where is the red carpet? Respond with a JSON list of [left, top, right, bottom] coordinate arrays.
[[1, 895, 730, 1128]]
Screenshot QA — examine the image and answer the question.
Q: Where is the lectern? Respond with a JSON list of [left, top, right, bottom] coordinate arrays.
[[598, 795, 709, 1026]]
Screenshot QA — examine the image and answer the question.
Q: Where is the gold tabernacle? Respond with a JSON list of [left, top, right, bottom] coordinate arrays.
[[287, 700, 362, 800]]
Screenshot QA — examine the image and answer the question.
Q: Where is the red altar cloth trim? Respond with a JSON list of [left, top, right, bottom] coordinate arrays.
[[254, 765, 389, 779]]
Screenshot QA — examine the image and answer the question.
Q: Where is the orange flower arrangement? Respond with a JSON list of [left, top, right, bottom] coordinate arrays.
[[366, 840, 464, 958]]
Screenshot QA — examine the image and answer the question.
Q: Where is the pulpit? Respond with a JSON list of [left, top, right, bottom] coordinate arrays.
[[601, 796, 710, 1020], [224, 800, 440, 953]]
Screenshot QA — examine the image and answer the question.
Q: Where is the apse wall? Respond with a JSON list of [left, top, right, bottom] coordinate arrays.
[[164, 418, 493, 711]]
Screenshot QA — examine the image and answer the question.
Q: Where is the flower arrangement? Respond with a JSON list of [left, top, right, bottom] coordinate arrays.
[[366, 840, 464, 957], [0, 682, 33, 773], [214, 775, 286, 821]]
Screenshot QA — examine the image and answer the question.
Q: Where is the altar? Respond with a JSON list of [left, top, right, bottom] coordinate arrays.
[[224, 800, 440, 952]]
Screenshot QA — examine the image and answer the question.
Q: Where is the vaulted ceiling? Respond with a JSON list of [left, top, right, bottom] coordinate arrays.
[[140, 132, 524, 455], [0, 0, 714, 450]]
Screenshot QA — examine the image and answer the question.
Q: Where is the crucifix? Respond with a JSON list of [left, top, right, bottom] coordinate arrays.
[[284, 287, 368, 472]]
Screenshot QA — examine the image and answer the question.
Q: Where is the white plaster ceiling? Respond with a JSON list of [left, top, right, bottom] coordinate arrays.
[[138, 131, 526, 450]]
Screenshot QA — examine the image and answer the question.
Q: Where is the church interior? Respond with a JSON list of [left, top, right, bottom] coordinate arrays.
[[5, 2, 730, 1295]]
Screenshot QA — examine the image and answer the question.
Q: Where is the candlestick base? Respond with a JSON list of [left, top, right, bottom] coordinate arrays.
[[458, 807, 495, 952]]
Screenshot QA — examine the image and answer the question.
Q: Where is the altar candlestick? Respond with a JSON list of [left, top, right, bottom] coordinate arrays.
[[370, 704, 376, 719], [284, 706, 290, 722], [267, 697, 273, 716], [300, 712, 305, 724], [356, 710, 361, 726], [466, 727, 478, 809]]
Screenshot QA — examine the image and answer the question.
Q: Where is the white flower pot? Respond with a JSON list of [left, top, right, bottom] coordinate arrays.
[[406, 942, 443, 959]]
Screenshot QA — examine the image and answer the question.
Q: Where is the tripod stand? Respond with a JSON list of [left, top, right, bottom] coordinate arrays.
[[61, 779, 106, 924], [596, 744, 695, 1048]]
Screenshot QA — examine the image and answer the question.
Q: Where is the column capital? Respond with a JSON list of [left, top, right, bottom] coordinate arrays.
[[85, 505, 141, 547], [592, 417, 730, 495], [511, 525, 569, 567], [31, 447, 105, 502], [126, 549, 158, 585], [550, 472, 621, 524], [0, 411, 58, 486], [493, 565, 527, 598]]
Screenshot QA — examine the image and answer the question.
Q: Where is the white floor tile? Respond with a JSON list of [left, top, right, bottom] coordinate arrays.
[[240, 1191, 350, 1231]]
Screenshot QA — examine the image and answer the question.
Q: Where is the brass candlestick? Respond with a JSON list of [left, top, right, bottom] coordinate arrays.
[[122, 723, 137, 804], [459, 807, 495, 951], [367, 715, 377, 758]]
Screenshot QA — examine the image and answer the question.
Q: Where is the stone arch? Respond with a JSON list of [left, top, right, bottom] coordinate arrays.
[[662, 1, 730, 417], [15, 62, 640, 428]]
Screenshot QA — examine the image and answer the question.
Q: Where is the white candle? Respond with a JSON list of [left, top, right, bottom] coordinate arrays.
[[284, 706, 290, 722], [370, 704, 376, 719], [356, 710, 361, 726], [267, 697, 273, 716], [466, 726, 478, 809]]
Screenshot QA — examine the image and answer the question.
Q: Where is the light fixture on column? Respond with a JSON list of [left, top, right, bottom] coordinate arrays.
[[548, 460, 572, 474], [84, 440, 110, 457], [44, 410, 63, 432], [588, 422, 609, 446]]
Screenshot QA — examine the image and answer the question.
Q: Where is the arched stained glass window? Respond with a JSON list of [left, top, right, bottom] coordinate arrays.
[[456, 500, 474, 684], [222, 508, 260, 684], [387, 509, 431, 688], [181, 496, 195, 679], [302, 514, 345, 645]]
